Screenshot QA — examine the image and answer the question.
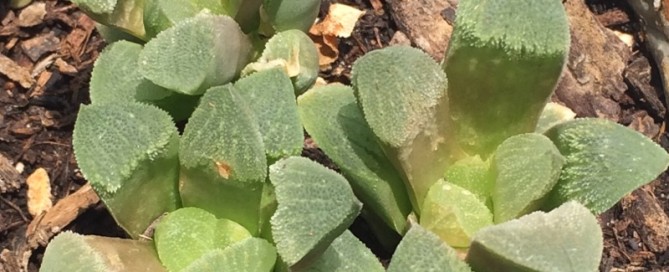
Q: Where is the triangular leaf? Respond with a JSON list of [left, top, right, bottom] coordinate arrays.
[[467, 201, 602, 272], [182, 238, 277, 272], [544, 118, 669, 213], [269, 156, 362, 269], [444, 155, 492, 205], [304, 230, 385, 272], [387, 224, 472, 272], [535, 102, 576, 134], [297, 84, 411, 234]]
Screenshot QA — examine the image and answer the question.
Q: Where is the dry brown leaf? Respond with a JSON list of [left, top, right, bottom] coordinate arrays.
[[309, 4, 364, 68], [26, 168, 52, 217]]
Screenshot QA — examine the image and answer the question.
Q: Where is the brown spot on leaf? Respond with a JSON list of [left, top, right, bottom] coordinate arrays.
[[215, 161, 231, 179]]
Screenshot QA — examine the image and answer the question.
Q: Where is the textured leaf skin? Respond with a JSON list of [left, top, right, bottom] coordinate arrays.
[[140, 14, 252, 95], [181, 238, 277, 272], [420, 180, 493, 248], [298, 84, 411, 234], [95, 23, 145, 44], [352, 45, 455, 212], [234, 68, 303, 161], [304, 230, 384, 272], [269, 156, 362, 270], [544, 118, 669, 214], [73, 102, 180, 238], [535, 102, 576, 134], [143, 0, 226, 39], [491, 133, 564, 223], [72, 0, 146, 39], [387, 224, 472, 272], [261, 0, 320, 33], [40, 231, 166, 272], [467, 201, 602, 272], [154, 207, 252, 272], [443, 0, 570, 157], [179, 85, 268, 235], [444, 155, 492, 205]]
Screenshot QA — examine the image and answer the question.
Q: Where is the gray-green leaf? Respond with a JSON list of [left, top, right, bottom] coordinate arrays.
[[304, 230, 384, 272], [261, 0, 321, 33], [387, 224, 472, 272], [181, 238, 277, 272]]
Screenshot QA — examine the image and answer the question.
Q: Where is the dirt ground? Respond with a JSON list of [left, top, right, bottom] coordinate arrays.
[[1, 0, 669, 271]]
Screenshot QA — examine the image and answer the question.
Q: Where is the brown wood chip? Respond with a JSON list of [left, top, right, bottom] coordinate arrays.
[[0, 54, 34, 88], [0, 153, 22, 194]]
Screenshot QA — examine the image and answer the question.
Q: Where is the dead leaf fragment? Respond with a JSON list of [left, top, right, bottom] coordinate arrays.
[[26, 167, 52, 217], [17, 2, 46, 27], [309, 4, 364, 68]]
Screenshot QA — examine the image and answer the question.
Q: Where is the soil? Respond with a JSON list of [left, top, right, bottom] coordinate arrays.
[[1, 0, 668, 271]]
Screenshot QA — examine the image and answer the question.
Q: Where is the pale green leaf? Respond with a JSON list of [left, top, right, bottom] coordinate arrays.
[[40, 231, 166, 272], [261, 0, 320, 32], [420, 180, 493, 248], [444, 155, 492, 204], [73, 0, 146, 39], [181, 238, 277, 272], [535, 102, 576, 134], [143, 0, 227, 39], [179, 85, 267, 235], [491, 133, 564, 223], [352, 45, 453, 212], [234, 68, 303, 161], [297, 84, 411, 234], [140, 14, 252, 95], [269, 156, 362, 269], [73, 102, 180, 238], [443, 0, 570, 156], [544, 118, 669, 213], [154, 207, 252, 272], [95, 23, 144, 43], [467, 201, 602, 272], [387, 224, 472, 272], [304, 230, 384, 272]]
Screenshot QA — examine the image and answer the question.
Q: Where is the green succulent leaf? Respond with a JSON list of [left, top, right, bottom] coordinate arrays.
[[444, 155, 492, 205], [72, 0, 146, 39], [467, 201, 602, 272], [420, 180, 493, 248], [244, 30, 319, 94], [40, 231, 166, 272], [143, 0, 227, 39], [234, 68, 303, 161], [443, 0, 570, 157], [387, 224, 472, 272], [305, 230, 385, 272], [535, 102, 576, 134], [179, 85, 267, 235], [352, 45, 453, 213], [491, 133, 564, 223], [181, 238, 277, 272], [297, 84, 412, 234], [544, 118, 669, 213], [73, 102, 180, 238], [140, 14, 252, 95], [269, 156, 362, 269], [261, 0, 320, 33], [154, 207, 252, 272], [95, 23, 145, 43]]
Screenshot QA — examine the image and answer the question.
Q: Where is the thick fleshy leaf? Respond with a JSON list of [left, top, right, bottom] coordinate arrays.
[[387, 224, 472, 272], [467, 201, 602, 272], [261, 0, 320, 32], [72, 0, 146, 39], [243, 30, 319, 94], [234, 68, 303, 161], [444, 155, 492, 204], [179, 85, 267, 235], [73, 102, 180, 238], [535, 102, 576, 133], [269, 156, 362, 269], [297, 84, 411, 234], [491, 133, 564, 223], [544, 118, 669, 213], [352, 45, 453, 212], [95, 23, 145, 44], [140, 14, 252, 95], [420, 180, 493, 248], [181, 238, 276, 272], [304, 230, 384, 272], [443, 0, 570, 156], [154, 207, 251, 272], [143, 0, 227, 39], [40, 232, 166, 272]]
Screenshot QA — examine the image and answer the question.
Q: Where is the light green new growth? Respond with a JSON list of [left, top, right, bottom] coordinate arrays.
[[305, 230, 384, 272], [143, 0, 227, 39], [535, 102, 577, 134], [444, 155, 492, 205], [444, 0, 570, 157], [467, 201, 603, 272], [179, 85, 267, 234], [387, 224, 472, 272], [298, 84, 411, 234], [544, 118, 669, 214], [140, 14, 252, 95], [352, 45, 453, 213], [73, 102, 180, 238], [181, 238, 277, 272], [234, 68, 303, 161], [40, 231, 166, 272], [261, 0, 321, 33], [269, 157, 362, 269], [491, 133, 564, 223]]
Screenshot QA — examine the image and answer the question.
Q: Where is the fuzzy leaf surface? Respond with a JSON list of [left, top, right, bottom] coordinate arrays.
[[387, 224, 472, 272], [181, 238, 276, 272], [261, 0, 320, 32], [444, 155, 492, 204], [143, 0, 227, 39], [535, 102, 576, 134], [491, 133, 564, 223], [269, 156, 362, 269], [298, 84, 411, 234], [304, 230, 384, 272], [467, 201, 602, 272], [73, 0, 146, 39], [544, 118, 669, 213]]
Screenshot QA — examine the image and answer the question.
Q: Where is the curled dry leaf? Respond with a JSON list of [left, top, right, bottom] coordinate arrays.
[[26, 168, 53, 217], [309, 3, 365, 68]]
